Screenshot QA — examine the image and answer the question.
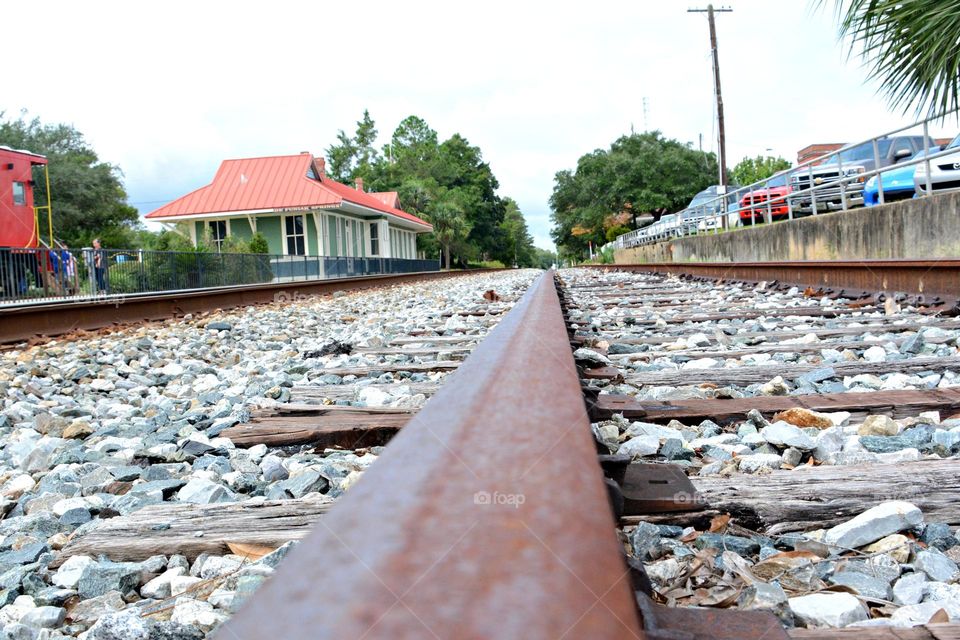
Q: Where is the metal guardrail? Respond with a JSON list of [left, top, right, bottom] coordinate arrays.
[[615, 109, 960, 250], [0, 247, 441, 306]]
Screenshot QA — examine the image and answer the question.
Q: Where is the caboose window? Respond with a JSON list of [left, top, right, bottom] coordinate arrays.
[[12, 182, 25, 206]]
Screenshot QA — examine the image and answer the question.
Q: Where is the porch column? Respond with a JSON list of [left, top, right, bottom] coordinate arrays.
[[379, 220, 392, 258]]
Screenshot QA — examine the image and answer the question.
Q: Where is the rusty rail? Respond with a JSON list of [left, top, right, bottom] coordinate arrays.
[[218, 270, 642, 639], [0, 269, 496, 345], [586, 260, 960, 308]]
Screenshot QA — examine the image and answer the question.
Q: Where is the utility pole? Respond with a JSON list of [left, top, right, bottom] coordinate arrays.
[[689, 4, 732, 188]]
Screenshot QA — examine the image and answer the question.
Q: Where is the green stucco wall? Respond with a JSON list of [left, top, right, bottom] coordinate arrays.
[[184, 211, 411, 257], [306, 215, 318, 256], [258, 216, 282, 254], [231, 218, 252, 241]]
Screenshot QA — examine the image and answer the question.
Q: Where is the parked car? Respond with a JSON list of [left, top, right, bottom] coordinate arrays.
[[658, 213, 682, 238], [864, 147, 939, 206], [680, 209, 703, 235], [739, 171, 792, 224], [790, 163, 867, 213], [914, 133, 960, 196], [827, 135, 934, 173], [792, 135, 935, 214], [704, 193, 744, 231], [678, 185, 741, 232], [639, 220, 660, 242]]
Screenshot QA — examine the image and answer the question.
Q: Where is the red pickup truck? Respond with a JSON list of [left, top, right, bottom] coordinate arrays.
[[739, 171, 791, 225]]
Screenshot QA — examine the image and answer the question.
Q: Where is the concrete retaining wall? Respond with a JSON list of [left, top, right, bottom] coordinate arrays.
[[614, 191, 960, 264]]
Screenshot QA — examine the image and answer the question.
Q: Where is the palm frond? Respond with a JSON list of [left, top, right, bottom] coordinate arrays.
[[817, 0, 960, 116]]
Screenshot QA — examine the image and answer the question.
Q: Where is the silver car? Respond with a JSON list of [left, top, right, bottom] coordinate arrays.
[[914, 133, 960, 196], [791, 163, 867, 213], [658, 213, 682, 238]]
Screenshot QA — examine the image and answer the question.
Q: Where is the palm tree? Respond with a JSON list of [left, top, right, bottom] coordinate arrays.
[[428, 200, 471, 270], [820, 0, 960, 115]]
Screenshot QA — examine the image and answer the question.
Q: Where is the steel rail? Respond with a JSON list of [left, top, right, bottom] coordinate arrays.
[[586, 260, 960, 305], [217, 270, 643, 639], [0, 269, 496, 345]]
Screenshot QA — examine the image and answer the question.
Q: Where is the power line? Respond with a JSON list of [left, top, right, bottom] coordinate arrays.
[[688, 4, 733, 188]]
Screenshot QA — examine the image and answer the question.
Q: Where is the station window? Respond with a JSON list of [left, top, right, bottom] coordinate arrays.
[[370, 222, 379, 255], [285, 215, 306, 255], [12, 182, 25, 206], [208, 220, 227, 251]]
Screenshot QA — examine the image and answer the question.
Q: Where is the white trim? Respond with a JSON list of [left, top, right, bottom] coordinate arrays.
[[311, 212, 323, 257], [367, 221, 378, 256], [147, 208, 277, 222], [246, 214, 257, 233], [161, 222, 191, 240], [188, 221, 197, 246]]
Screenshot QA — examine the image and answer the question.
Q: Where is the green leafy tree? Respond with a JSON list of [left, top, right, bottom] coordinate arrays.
[[326, 109, 381, 183], [327, 111, 537, 268], [428, 197, 472, 269], [821, 0, 960, 114], [390, 116, 439, 167], [434, 134, 504, 261], [730, 155, 792, 186], [353, 110, 379, 178], [0, 112, 141, 248], [326, 129, 357, 183], [247, 232, 269, 254], [499, 198, 534, 267], [606, 225, 631, 242], [550, 131, 717, 259], [532, 247, 558, 269], [396, 178, 434, 214], [137, 228, 195, 251], [326, 111, 538, 267]]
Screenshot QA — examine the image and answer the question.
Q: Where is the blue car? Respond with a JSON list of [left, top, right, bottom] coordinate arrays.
[[864, 149, 937, 206]]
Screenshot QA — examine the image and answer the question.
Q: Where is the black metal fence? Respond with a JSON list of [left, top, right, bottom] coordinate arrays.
[[0, 247, 441, 305]]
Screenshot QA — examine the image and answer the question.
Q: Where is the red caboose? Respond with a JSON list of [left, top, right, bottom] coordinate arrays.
[[0, 146, 48, 248]]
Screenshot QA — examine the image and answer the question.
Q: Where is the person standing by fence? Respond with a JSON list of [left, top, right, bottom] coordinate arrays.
[[61, 245, 77, 294], [92, 238, 108, 293]]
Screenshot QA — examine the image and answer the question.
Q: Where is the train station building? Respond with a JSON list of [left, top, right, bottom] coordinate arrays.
[[145, 153, 432, 259]]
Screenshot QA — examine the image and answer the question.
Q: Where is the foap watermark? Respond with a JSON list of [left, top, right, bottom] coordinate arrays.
[[473, 491, 526, 509], [77, 290, 126, 306], [672, 490, 708, 509], [273, 290, 314, 304]]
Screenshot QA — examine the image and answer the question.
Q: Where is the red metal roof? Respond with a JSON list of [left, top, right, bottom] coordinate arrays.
[[315, 179, 429, 227], [369, 191, 400, 208], [145, 154, 431, 229]]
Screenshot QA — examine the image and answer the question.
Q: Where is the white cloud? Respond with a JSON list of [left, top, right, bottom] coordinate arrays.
[[4, 0, 957, 251]]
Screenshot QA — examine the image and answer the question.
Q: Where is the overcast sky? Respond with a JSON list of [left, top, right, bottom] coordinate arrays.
[[5, 0, 957, 250]]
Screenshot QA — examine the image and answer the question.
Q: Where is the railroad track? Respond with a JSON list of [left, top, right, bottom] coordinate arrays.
[[9, 261, 960, 638], [212, 261, 960, 639], [0, 269, 499, 345]]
